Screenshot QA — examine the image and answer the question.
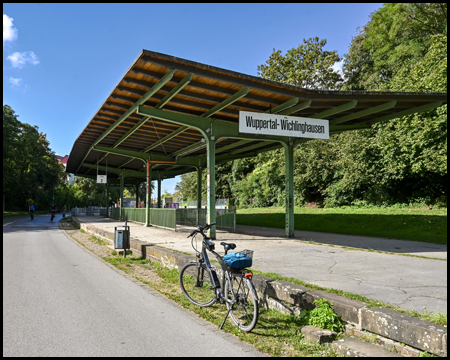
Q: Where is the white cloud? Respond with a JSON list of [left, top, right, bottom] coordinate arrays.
[[332, 60, 344, 75], [3, 14, 18, 46], [9, 76, 22, 86], [7, 51, 40, 68]]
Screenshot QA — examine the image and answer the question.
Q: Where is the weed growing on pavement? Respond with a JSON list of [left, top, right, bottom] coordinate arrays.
[[301, 299, 344, 332], [88, 235, 110, 246], [419, 350, 436, 357], [250, 269, 447, 326]]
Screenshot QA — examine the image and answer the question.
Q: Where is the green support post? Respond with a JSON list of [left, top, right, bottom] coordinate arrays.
[[197, 166, 202, 225], [106, 182, 109, 217], [206, 137, 216, 239], [284, 141, 295, 238], [146, 161, 151, 226], [135, 181, 140, 209], [120, 173, 124, 221]]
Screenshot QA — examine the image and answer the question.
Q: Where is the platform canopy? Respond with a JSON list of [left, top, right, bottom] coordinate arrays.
[[66, 49, 447, 238]]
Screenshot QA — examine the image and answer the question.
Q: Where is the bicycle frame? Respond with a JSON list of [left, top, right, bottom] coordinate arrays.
[[183, 223, 259, 331], [192, 233, 258, 306]]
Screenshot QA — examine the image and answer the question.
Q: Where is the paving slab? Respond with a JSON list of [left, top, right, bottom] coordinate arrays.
[[71, 215, 447, 314], [332, 337, 403, 357]]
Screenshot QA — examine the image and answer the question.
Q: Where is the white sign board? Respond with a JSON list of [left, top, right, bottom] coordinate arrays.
[[97, 175, 107, 184], [239, 111, 329, 139]]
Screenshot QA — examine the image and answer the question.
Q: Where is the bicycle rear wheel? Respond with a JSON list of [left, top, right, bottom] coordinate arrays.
[[179, 262, 216, 307], [225, 274, 259, 332]]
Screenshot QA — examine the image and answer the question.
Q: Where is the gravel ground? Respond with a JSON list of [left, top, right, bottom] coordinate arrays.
[[60, 219, 162, 284]]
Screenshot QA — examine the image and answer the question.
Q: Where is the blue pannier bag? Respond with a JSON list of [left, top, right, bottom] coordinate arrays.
[[223, 252, 252, 269]]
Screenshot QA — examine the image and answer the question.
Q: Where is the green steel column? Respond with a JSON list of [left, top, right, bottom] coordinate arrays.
[[284, 141, 295, 238], [157, 175, 162, 208], [197, 166, 202, 225], [120, 173, 124, 221], [146, 161, 152, 226], [106, 182, 109, 218], [206, 138, 216, 239], [135, 181, 140, 209]]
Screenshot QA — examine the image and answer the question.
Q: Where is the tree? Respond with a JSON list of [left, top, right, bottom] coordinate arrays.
[[257, 37, 343, 90], [342, 3, 447, 90], [3, 105, 65, 211]]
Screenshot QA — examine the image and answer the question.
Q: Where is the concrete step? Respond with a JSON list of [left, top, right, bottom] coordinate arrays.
[[332, 337, 403, 357]]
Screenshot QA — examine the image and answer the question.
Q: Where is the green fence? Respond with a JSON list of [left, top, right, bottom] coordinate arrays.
[[121, 208, 146, 224], [112, 207, 176, 230], [150, 209, 177, 230], [112, 207, 235, 232], [175, 207, 235, 231]]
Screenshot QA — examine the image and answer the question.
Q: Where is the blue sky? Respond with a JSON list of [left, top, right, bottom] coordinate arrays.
[[3, 3, 383, 194]]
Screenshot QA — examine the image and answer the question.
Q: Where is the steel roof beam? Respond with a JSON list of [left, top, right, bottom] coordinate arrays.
[[216, 140, 251, 154], [132, 67, 278, 105], [278, 100, 312, 115], [75, 69, 177, 173], [105, 102, 130, 110], [330, 101, 443, 132], [309, 100, 358, 119], [95, 73, 194, 165], [155, 73, 193, 109], [136, 106, 291, 144], [265, 98, 299, 114], [330, 101, 397, 125], [142, 126, 190, 152], [201, 87, 250, 118]]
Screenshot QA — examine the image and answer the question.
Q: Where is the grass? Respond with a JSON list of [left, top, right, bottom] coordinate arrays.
[[237, 206, 447, 244], [64, 221, 445, 356], [249, 269, 447, 326], [102, 256, 343, 357]]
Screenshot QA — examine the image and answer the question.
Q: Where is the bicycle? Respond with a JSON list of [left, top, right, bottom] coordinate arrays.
[[179, 222, 259, 332]]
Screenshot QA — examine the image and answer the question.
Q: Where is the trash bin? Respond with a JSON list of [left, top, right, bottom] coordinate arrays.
[[114, 222, 130, 250]]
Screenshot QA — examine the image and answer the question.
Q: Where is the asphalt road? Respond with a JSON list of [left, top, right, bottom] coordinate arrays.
[[3, 215, 258, 357]]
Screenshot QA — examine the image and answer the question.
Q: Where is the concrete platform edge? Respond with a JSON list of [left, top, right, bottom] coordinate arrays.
[[72, 217, 447, 357]]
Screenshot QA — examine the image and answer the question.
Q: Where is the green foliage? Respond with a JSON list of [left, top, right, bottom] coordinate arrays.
[[342, 3, 447, 91], [231, 150, 285, 208], [179, 7, 447, 210], [174, 162, 233, 202], [300, 299, 344, 332], [257, 37, 343, 90], [67, 177, 120, 207], [3, 104, 66, 211]]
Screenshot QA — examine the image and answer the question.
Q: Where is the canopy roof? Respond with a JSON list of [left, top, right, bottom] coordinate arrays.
[[66, 49, 447, 184]]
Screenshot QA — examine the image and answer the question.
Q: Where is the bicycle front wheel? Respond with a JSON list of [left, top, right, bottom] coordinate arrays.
[[179, 262, 216, 307], [225, 275, 259, 332]]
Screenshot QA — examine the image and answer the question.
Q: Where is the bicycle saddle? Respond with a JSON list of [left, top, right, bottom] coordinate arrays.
[[220, 242, 236, 252]]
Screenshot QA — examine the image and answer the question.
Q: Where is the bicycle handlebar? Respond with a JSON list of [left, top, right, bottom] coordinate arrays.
[[187, 222, 217, 238]]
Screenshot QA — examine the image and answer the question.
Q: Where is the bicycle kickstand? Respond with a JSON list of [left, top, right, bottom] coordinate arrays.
[[219, 308, 232, 330]]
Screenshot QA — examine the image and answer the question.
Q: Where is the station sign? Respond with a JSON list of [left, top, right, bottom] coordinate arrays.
[[239, 111, 329, 139], [97, 175, 107, 184]]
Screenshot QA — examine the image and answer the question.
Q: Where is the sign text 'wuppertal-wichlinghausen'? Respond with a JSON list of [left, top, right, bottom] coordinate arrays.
[[239, 111, 329, 139]]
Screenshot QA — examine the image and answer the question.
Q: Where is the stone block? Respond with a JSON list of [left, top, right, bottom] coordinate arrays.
[[263, 296, 303, 316], [264, 280, 309, 306], [306, 290, 366, 327], [251, 274, 274, 297], [143, 244, 193, 270], [332, 337, 403, 357], [361, 307, 447, 356], [300, 325, 336, 344]]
